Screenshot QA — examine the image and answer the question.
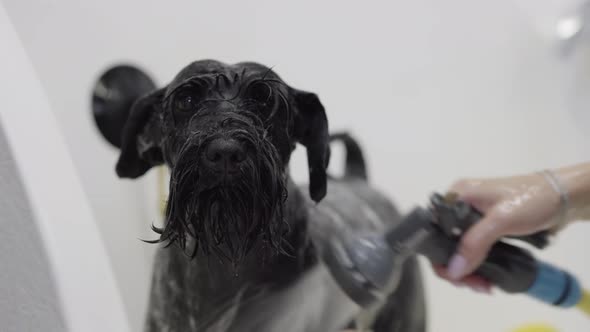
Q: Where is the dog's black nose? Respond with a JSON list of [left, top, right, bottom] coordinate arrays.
[[204, 139, 246, 172]]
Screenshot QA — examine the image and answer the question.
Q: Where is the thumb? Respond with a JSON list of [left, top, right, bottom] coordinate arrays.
[[446, 214, 502, 280]]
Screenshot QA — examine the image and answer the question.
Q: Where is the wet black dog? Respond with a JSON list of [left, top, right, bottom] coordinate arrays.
[[103, 60, 426, 331]]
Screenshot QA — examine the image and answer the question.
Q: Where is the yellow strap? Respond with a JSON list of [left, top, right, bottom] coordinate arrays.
[[509, 323, 559, 332], [577, 289, 590, 317], [509, 289, 590, 332], [157, 166, 168, 218]]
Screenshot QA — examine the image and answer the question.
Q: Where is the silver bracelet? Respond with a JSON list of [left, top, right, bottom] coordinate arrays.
[[540, 169, 569, 231]]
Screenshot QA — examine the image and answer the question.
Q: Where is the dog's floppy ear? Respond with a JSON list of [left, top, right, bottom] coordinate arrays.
[[116, 88, 166, 178], [292, 89, 330, 202]]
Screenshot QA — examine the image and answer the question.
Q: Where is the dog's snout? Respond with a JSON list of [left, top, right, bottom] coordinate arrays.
[[204, 139, 246, 173]]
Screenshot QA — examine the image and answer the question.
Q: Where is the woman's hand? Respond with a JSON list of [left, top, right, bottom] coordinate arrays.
[[437, 173, 564, 293]]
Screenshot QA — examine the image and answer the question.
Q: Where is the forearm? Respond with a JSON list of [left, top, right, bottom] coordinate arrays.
[[554, 162, 590, 223]]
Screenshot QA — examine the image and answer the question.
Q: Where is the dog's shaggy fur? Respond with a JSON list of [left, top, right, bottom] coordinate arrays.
[[103, 60, 426, 331]]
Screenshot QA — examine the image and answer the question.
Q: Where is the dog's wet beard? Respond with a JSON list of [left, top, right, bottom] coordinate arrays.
[[154, 133, 288, 265]]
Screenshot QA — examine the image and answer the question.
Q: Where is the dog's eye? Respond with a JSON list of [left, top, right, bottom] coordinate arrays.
[[247, 83, 272, 105], [175, 94, 197, 112]]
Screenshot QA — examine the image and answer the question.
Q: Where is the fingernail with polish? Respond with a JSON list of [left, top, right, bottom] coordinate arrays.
[[447, 254, 467, 280], [473, 286, 490, 294], [451, 281, 463, 288]]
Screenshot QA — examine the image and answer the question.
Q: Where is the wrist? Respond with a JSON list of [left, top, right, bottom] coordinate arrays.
[[553, 162, 590, 224], [539, 169, 569, 232]]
